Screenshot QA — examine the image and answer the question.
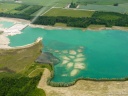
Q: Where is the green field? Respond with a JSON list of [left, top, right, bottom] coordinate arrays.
[[77, 0, 128, 5], [79, 4, 128, 13], [0, 3, 21, 13], [44, 8, 94, 17], [21, 0, 77, 6], [98, 14, 121, 20], [0, 41, 42, 73]]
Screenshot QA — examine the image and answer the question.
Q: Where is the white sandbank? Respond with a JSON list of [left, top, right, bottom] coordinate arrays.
[[76, 53, 84, 57], [67, 62, 73, 68], [70, 69, 79, 76], [69, 50, 77, 55], [54, 50, 59, 53], [62, 56, 70, 60], [74, 63, 85, 70], [0, 17, 29, 48], [77, 49, 83, 52], [61, 60, 69, 65], [74, 58, 85, 62]]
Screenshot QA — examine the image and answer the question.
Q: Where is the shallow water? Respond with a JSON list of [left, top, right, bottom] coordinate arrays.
[[0, 21, 14, 28], [1, 22, 127, 83]]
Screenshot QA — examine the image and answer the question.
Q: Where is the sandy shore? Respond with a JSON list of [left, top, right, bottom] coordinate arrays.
[[0, 34, 11, 48], [0, 17, 30, 48], [0, 17, 30, 24], [1, 17, 128, 31], [87, 25, 128, 31], [1, 17, 128, 49], [38, 68, 128, 96]]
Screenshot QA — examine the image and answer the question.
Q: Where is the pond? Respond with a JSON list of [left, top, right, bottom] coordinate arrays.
[[1, 21, 128, 83]]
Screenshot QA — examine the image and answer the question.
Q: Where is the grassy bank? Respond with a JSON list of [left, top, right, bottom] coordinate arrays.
[[0, 39, 52, 96], [0, 41, 42, 73]]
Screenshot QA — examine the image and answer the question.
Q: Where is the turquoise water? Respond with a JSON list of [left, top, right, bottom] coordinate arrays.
[[0, 21, 14, 28], [8, 26, 128, 83]]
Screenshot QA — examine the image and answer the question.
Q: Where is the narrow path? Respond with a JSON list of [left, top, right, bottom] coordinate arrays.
[[28, 68, 44, 77]]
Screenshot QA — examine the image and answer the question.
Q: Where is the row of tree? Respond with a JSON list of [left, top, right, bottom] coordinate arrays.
[[0, 11, 128, 28], [15, 5, 29, 11], [33, 13, 128, 28]]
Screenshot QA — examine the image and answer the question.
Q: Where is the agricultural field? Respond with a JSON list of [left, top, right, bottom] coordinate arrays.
[[92, 12, 125, 21], [0, 2, 43, 16], [96, 14, 121, 20], [43, 8, 94, 18], [21, 0, 77, 7], [78, 4, 128, 13], [77, 0, 128, 5], [0, 3, 21, 13]]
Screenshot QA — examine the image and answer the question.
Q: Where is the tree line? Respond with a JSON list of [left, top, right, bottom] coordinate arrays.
[[33, 12, 128, 28], [0, 11, 128, 28], [0, 73, 45, 96]]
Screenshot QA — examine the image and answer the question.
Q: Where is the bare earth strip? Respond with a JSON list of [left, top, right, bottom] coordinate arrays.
[[38, 69, 128, 96]]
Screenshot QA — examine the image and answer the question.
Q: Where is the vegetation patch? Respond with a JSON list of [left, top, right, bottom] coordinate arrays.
[[0, 3, 21, 13], [0, 38, 54, 96], [0, 41, 42, 73], [29, 68, 44, 77], [0, 74, 45, 96], [14, 4, 29, 11], [93, 12, 122, 20], [43, 8, 94, 18], [77, 0, 128, 5], [69, 2, 78, 8], [21, 5, 43, 15]]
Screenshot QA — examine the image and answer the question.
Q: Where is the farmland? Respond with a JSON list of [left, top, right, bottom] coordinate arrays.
[[77, 0, 128, 5], [78, 4, 128, 13], [21, 0, 77, 6], [0, 2, 43, 18], [0, 3, 21, 13], [43, 8, 94, 17]]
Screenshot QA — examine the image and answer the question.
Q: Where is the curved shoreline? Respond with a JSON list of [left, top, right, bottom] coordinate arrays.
[[1, 17, 128, 86], [0, 37, 42, 50], [39, 68, 128, 96], [47, 65, 128, 87]]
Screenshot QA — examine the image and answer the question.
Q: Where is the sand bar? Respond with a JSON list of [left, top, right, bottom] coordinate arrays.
[[74, 63, 85, 70], [70, 69, 79, 76], [69, 50, 77, 55], [67, 62, 73, 68]]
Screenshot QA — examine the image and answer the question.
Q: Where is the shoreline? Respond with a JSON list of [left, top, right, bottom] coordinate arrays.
[[38, 68, 128, 96], [1, 17, 128, 31], [0, 37, 42, 50], [1, 17, 128, 48]]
